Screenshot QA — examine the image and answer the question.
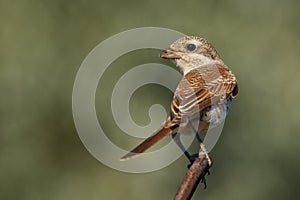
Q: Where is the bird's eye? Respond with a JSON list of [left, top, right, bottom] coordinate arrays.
[[186, 43, 196, 51]]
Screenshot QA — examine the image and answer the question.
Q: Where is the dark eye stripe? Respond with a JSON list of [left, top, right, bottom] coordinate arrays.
[[186, 43, 196, 51]]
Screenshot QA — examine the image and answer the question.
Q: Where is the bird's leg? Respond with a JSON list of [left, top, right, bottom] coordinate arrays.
[[188, 122, 212, 167], [171, 132, 195, 163], [186, 122, 212, 189]]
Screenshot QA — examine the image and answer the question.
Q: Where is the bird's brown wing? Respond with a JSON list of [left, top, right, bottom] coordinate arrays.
[[170, 63, 238, 126]]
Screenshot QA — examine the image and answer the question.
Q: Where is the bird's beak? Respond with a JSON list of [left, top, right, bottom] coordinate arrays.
[[160, 49, 181, 59]]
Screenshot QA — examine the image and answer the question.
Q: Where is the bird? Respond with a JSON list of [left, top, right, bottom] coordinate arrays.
[[121, 36, 238, 165]]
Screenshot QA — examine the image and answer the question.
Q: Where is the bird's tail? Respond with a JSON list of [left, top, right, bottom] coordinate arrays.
[[120, 126, 172, 161]]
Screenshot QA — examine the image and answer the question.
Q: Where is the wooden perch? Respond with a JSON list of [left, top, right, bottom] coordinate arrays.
[[174, 155, 212, 200]]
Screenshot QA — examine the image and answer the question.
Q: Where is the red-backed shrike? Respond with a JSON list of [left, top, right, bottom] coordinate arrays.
[[121, 36, 238, 165]]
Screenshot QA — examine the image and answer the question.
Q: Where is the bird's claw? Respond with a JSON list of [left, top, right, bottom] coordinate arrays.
[[187, 153, 212, 189], [201, 176, 207, 189]]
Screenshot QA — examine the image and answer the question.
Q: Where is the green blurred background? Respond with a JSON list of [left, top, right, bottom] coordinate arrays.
[[1, 0, 300, 199]]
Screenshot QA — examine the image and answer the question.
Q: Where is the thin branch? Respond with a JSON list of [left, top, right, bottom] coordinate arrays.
[[174, 155, 211, 200]]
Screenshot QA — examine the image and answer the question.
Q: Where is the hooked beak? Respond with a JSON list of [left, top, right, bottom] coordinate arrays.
[[159, 49, 181, 59]]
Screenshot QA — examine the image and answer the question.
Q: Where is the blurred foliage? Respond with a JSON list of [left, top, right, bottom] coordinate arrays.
[[1, 0, 300, 199]]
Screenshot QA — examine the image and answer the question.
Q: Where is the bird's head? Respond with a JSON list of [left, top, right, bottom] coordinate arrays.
[[160, 36, 222, 74]]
